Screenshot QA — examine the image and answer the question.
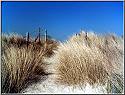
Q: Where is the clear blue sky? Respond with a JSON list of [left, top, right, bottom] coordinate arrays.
[[2, 1, 123, 41]]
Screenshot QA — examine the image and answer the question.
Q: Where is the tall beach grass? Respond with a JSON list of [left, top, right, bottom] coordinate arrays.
[[1, 34, 58, 93], [50, 32, 123, 93]]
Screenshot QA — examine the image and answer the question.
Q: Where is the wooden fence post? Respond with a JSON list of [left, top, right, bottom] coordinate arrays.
[[26, 32, 29, 48], [45, 29, 47, 42], [43, 29, 47, 50]]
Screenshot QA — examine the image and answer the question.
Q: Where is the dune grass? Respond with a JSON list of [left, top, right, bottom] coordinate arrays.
[[52, 32, 123, 93], [2, 46, 46, 93], [1, 34, 58, 93], [1, 32, 123, 94]]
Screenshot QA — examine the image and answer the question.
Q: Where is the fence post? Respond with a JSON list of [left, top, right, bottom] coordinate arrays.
[[85, 32, 87, 40], [26, 32, 29, 48], [43, 29, 47, 51], [45, 29, 47, 42]]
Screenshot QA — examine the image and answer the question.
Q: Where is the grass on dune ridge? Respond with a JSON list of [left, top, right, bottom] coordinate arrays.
[[1, 33, 58, 93], [1, 32, 124, 94], [50, 31, 123, 93]]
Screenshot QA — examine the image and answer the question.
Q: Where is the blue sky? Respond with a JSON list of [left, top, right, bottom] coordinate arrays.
[[2, 1, 123, 41]]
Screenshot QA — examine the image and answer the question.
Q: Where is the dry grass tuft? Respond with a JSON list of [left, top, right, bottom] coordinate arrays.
[[1, 34, 58, 93], [2, 34, 58, 56], [52, 32, 123, 93], [1, 46, 47, 93]]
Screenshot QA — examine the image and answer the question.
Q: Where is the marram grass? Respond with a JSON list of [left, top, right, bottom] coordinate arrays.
[[50, 32, 123, 93], [1, 32, 123, 94], [1, 34, 58, 93], [2, 46, 47, 93]]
